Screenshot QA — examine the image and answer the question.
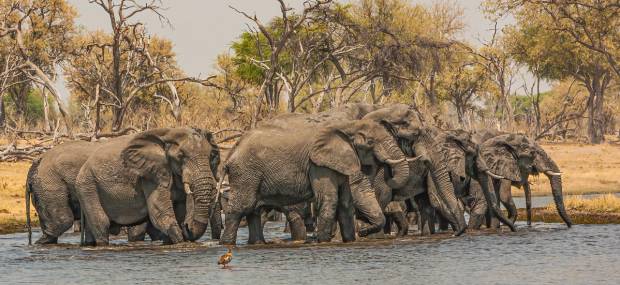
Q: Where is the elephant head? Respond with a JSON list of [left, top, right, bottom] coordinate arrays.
[[122, 128, 220, 241], [312, 118, 411, 190], [363, 105, 467, 235], [479, 134, 572, 227], [439, 130, 516, 231]]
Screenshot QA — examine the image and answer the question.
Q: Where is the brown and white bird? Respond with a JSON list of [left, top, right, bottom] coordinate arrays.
[[218, 247, 233, 268]]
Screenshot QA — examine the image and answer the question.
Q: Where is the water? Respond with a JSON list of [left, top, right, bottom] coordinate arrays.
[[1, 221, 619, 285]]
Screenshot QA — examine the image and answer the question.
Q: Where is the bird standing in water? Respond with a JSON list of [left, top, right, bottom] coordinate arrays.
[[218, 247, 233, 268]]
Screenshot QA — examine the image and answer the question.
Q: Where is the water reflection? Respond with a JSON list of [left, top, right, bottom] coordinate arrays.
[[1, 221, 619, 285]]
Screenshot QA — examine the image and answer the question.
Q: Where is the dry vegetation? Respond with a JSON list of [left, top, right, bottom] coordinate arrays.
[[547, 194, 620, 214], [513, 142, 620, 197], [0, 161, 36, 234]]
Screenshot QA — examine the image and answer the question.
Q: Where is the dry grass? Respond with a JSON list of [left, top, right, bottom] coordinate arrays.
[[546, 194, 620, 214], [0, 161, 37, 233], [513, 142, 620, 197]]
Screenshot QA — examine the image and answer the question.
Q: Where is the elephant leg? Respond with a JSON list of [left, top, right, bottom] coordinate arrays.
[[415, 195, 435, 235], [146, 221, 165, 241], [247, 210, 265, 244], [127, 222, 147, 242], [392, 211, 409, 237], [32, 184, 74, 244], [336, 184, 355, 242], [499, 180, 518, 224], [349, 173, 385, 237], [285, 209, 307, 242], [75, 174, 110, 246], [210, 201, 223, 240], [143, 184, 184, 244], [383, 214, 393, 234], [221, 212, 243, 245], [310, 167, 339, 243], [467, 181, 487, 230], [83, 224, 96, 246]]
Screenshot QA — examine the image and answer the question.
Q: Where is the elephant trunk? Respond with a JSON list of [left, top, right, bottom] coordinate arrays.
[[182, 157, 218, 241], [418, 134, 467, 235], [374, 139, 410, 189], [544, 159, 572, 227]]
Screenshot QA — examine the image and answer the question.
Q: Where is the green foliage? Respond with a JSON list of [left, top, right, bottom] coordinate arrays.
[[231, 32, 269, 85]]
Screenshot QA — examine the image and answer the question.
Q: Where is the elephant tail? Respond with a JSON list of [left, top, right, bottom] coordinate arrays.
[[25, 158, 41, 246]]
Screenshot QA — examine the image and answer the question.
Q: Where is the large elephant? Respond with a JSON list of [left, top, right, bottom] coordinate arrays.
[[75, 128, 220, 246], [220, 116, 410, 245], [26, 141, 102, 244], [477, 133, 572, 227], [433, 129, 516, 231]]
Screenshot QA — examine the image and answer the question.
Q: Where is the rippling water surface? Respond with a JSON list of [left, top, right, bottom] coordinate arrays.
[[1, 221, 618, 285]]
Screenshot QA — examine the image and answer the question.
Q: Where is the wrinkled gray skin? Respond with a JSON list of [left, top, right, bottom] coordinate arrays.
[[280, 103, 468, 238], [434, 130, 516, 231], [220, 116, 408, 245], [25, 139, 185, 245], [26, 141, 101, 244], [476, 133, 572, 227], [75, 128, 220, 246]]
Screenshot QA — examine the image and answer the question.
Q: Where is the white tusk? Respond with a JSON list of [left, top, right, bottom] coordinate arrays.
[[545, 170, 562, 176], [385, 158, 407, 164], [406, 155, 424, 162], [486, 170, 504, 179], [184, 183, 193, 195]]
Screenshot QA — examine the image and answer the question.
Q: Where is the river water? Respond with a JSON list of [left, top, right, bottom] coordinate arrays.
[[1, 220, 619, 285]]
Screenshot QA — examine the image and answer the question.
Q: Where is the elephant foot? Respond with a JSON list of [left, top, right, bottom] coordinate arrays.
[[35, 234, 58, 245], [247, 239, 266, 245], [81, 240, 96, 247]]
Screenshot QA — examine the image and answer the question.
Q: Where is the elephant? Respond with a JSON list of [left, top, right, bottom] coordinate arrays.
[[476, 133, 572, 227], [275, 103, 469, 239], [74, 128, 221, 246], [220, 116, 411, 245], [25, 140, 103, 244]]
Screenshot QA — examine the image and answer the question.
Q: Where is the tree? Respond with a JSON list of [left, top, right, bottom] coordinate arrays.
[[0, 0, 77, 135], [487, 0, 620, 144], [497, 3, 613, 144], [86, 0, 211, 131]]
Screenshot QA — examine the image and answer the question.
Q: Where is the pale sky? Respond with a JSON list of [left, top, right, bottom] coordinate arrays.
[[59, 1, 543, 97], [66, 0, 496, 77]]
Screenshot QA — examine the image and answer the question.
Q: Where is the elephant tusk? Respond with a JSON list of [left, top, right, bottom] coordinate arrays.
[[385, 158, 407, 164], [406, 155, 424, 162], [184, 183, 193, 195], [544, 170, 562, 176], [486, 170, 504, 179]]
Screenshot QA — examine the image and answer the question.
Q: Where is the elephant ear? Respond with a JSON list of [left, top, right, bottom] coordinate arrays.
[[310, 128, 360, 176], [479, 136, 520, 182], [122, 129, 172, 178]]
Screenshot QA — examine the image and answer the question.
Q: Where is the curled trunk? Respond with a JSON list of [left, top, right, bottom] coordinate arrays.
[[182, 158, 218, 241], [374, 140, 410, 189]]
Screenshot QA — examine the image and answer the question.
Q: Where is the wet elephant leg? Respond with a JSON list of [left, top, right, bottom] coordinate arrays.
[[437, 214, 450, 231], [310, 167, 339, 243], [392, 211, 409, 236], [467, 180, 487, 230], [337, 184, 355, 242], [221, 212, 243, 245], [383, 215, 394, 234], [210, 201, 223, 240], [127, 222, 147, 242], [499, 180, 518, 224], [247, 210, 265, 244]]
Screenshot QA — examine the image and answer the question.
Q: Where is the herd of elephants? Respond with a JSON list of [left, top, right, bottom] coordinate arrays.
[[24, 103, 573, 247]]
